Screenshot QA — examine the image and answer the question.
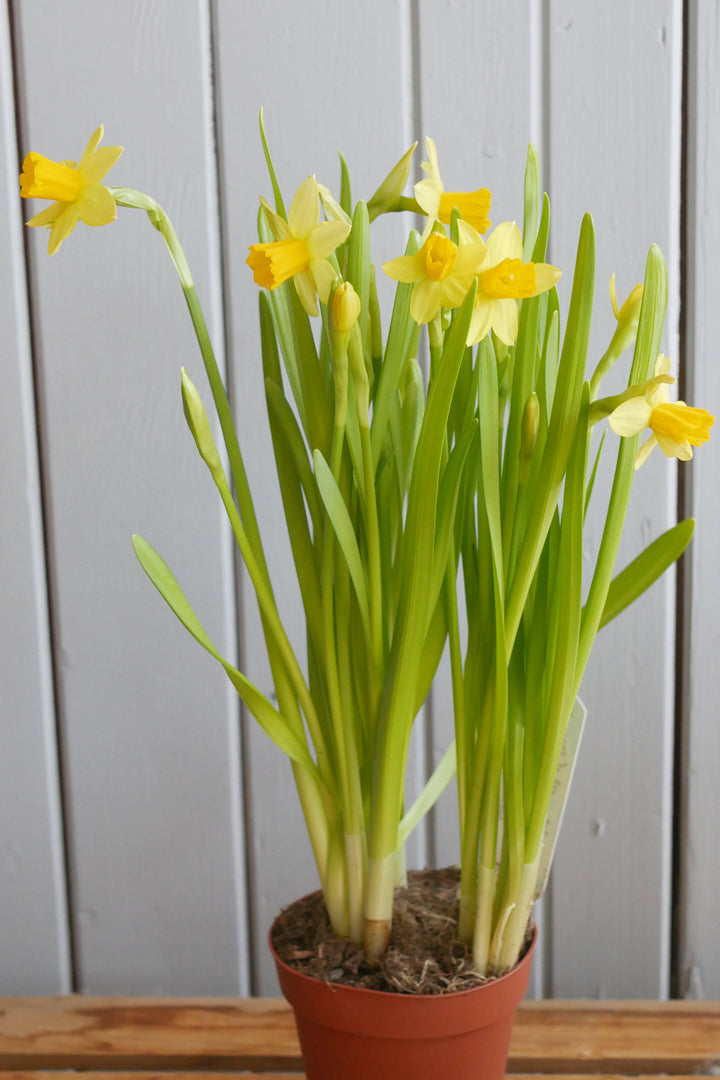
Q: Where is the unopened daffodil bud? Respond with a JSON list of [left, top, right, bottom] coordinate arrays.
[[609, 274, 643, 356], [181, 368, 224, 484], [367, 142, 417, 222], [332, 281, 362, 342], [590, 275, 646, 397]]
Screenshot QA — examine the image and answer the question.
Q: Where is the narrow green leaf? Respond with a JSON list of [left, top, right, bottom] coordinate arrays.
[[258, 107, 286, 218], [584, 430, 606, 522], [132, 535, 319, 778], [339, 152, 352, 217], [599, 518, 695, 629], [371, 231, 421, 465], [398, 740, 457, 845], [313, 449, 372, 644], [265, 379, 324, 541], [531, 192, 550, 263], [347, 201, 371, 360], [523, 144, 540, 262], [506, 213, 595, 653]]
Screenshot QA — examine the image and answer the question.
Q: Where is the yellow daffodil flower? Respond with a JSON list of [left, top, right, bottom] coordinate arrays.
[[20, 126, 123, 254], [246, 177, 350, 316], [461, 221, 561, 346], [383, 227, 486, 325], [414, 137, 491, 235], [609, 354, 715, 467]]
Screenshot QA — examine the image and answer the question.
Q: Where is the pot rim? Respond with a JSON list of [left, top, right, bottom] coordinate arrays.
[[269, 890, 537, 1002]]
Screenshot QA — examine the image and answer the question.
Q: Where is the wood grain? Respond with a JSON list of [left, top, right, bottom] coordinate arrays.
[[2, 999, 720, 1074]]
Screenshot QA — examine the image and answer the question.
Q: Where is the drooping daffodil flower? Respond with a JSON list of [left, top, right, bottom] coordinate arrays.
[[246, 177, 350, 316], [609, 354, 715, 468], [19, 125, 123, 254], [460, 220, 562, 346], [383, 227, 486, 325], [414, 137, 492, 236]]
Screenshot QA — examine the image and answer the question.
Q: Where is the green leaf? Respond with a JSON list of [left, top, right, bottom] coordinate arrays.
[[522, 144, 540, 261], [398, 740, 457, 845], [584, 430, 606, 522], [506, 213, 595, 652], [599, 518, 695, 629], [131, 535, 320, 779], [312, 449, 372, 645], [339, 152, 352, 217], [430, 421, 478, 609], [347, 201, 371, 360], [258, 108, 286, 218], [371, 231, 421, 466]]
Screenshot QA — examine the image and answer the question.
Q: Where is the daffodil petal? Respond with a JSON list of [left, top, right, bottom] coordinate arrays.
[[634, 434, 658, 469], [293, 269, 319, 316], [531, 263, 562, 296], [467, 295, 494, 345], [656, 431, 693, 460], [422, 137, 441, 179], [485, 221, 522, 264], [306, 219, 350, 259], [491, 298, 519, 346], [608, 398, 653, 436], [309, 257, 338, 304], [77, 182, 117, 226], [454, 240, 487, 275], [80, 144, 123, 183], [77, 126, 104, 170], [47, 202, 80, 255], [655, 353, 672, 377], [457, 220, 484, 246], [609, 274, 619, 318], [318, 183, 351, 225], [410, 278, 441, 323], [415, 176, 442, 217], [259, 197, 291, 240], [383, 252, 424, 283], [288, 177, 319, 238], [27, 201, 64, 227], [440, 273, 473, 310]]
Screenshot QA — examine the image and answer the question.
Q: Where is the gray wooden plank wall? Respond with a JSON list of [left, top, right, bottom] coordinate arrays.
[[1, 0, 717, 997]]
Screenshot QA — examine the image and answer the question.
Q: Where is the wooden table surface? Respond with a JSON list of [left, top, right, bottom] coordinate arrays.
[[1, 997, 719, 1078]]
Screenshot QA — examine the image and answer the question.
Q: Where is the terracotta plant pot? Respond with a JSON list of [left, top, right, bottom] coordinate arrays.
[[270, 914, 536, 1080]]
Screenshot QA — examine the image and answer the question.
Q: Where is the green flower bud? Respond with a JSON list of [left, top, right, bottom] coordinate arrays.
[[332, 281, 362, 341], [181, 368, 224, 483], [367, 142, 417, 221]]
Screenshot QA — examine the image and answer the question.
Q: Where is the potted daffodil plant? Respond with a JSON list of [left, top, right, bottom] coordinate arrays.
[[20, 116, 713, 1080]]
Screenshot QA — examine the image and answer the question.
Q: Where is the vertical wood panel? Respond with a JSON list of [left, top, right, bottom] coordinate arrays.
[[416, 0, 538, 864], [415, 0, 547, 998], [15, 0, 249, 993], [0, 0, 71, 993], [214, 0, 423, 994], [547, 0, 682, 997], [677, 0, 720, 1000]]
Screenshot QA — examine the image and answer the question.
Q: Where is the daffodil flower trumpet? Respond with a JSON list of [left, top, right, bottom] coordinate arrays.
[[21, 115, 711, 976]]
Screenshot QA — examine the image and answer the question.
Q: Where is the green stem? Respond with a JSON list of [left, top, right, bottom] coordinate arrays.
[[109, 189, 272, 588]]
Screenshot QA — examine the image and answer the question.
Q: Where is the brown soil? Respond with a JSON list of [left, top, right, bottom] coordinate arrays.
[[271, 866, 526, 995]]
